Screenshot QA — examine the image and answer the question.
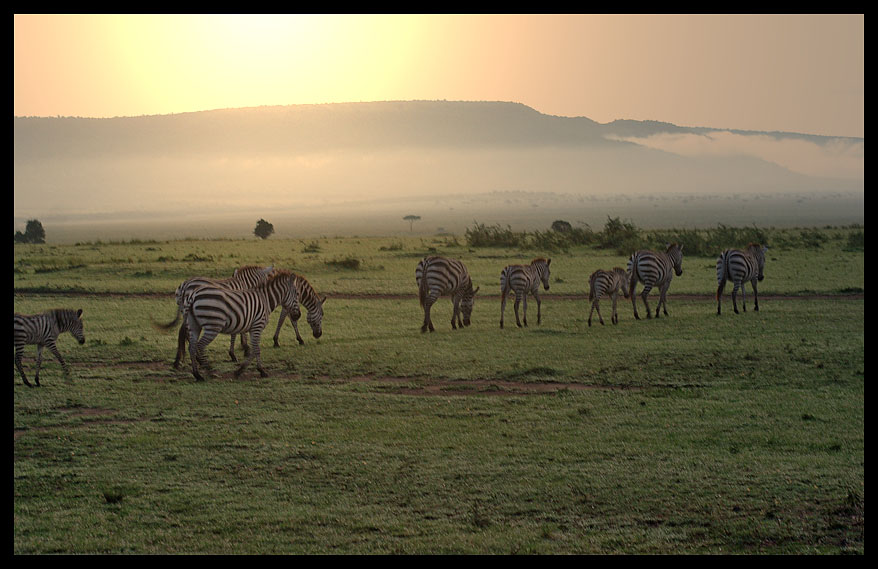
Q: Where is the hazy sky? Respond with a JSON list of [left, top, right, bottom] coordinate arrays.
[[14, 14, 863, 137]]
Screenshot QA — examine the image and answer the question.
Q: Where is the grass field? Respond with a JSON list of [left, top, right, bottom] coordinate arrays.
[[13, 228, 864, 554]]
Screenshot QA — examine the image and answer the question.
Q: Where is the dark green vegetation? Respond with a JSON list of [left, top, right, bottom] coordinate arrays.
[[13, 226, 863, 554]]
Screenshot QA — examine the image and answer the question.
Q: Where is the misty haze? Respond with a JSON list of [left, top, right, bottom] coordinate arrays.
[[14, 101, 863, 242]]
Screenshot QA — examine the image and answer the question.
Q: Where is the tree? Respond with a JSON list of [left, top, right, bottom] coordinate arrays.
[[14, 219, 46, 244], [403, 215, 421, 232], [254, 219, 275, 240]]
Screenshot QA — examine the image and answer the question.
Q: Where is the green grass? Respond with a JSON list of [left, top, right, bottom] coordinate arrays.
[[13, 229, 864, 554]]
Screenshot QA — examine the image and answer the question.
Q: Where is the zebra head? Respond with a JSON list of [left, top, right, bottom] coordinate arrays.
[[535, 258, 551, 291], [749, 243, 767, 282], [460, 286, 480, 327], [667, 243, 684, 276], [60, 309, 86, 345], [306, 297, 326, 339], [613, 267, 630, 298]]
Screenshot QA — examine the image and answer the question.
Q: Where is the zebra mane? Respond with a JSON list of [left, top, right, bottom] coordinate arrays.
[[665, 242, 681, 252], [49, 308, 82, 325], [531, 258, 550, 265]]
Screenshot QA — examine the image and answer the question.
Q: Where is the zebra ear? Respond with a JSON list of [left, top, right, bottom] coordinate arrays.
[[473, 286, 480, 294], [547, 258, 551, 266], [77, 309, 83, 317], [321, 296, 327, 305]]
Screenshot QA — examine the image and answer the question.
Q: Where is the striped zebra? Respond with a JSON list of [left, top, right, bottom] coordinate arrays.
[[587, 267, 630, 326], [627, 243, 684, 320], [271, 274, 326, 346], [716, 243, 767, 315], [182, 270, 298, 381], [415, 256, 480, 333], [499, 258, 551, 328], [232, 273, 326, 352], [154, 265, 274, 369], [14, 308, 85, 387]]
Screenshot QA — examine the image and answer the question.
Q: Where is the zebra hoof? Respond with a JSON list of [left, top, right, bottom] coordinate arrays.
[[297, 339, 305, 346]]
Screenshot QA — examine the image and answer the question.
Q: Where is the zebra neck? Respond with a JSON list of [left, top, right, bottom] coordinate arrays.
[[297, 280, 320, 312]]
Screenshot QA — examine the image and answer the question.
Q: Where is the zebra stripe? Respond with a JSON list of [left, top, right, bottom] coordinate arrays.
[[499, 258, 551, 328], [587, 267, 629, 326], [182, 270, 298, 381], [415, 256, 480, 333], [272, 274, 326, 346], [627, 243, 684, 319], [716, 243, 766, 315], [154, 265, 274, 369], [14, 308, 85, 387]]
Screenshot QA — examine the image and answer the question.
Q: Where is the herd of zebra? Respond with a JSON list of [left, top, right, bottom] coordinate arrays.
[[13, 242, 766, 387]]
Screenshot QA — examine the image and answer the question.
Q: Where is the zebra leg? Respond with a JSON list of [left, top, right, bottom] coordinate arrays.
[[640, 286, 653, 319], [611, 293, 619, 325], [451, 297, 460, 330], [273, 308, 287, 347], [34, 345, 45, 387], [514, 292, 524, 327], [236, 328, 267, 378], [14, 345, 33, 388], [732, 282, 742, 314], [740, 281, 748, 312], [716, 278, 727, 315], [421, 293, 436, 333], [228, 334, 239, 362], [48, 341, 72, 381], [535, 292, 542, 325], [500, 290, 508, 329], [658, 282, 670, 317], [630, 281, 641, 320], [594, 299, 605, 326], [587, 299, 598, 327], [752, 279, 760, 312]]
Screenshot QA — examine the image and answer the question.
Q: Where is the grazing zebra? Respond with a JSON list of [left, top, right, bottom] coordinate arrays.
[[271, 274, 326, 346], [154, 265, 274, 369], [499, 258, 552, 328], [716, 243, 767, 315], [587, 267, 630, 326], [627, 243, 684, 320], [182, 270, 298, 381], [14, 308, 85, 387], [415, 256, 480, 333]]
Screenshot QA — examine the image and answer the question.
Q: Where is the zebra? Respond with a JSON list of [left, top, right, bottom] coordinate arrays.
[[154, 265, 274, 369], [415, 256, 480, 333], [716, 243, 767, 315], [271, 274, 326, 346], [231, 273, 326, 353], [587, 267, 630, 326], [14, 308, 85, 387], [182, 270, 299, 381], [627, 243, 684, 320], [499, 258, 551, 328]]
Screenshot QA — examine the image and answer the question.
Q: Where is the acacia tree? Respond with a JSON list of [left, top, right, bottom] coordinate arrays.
[[14, 219, 46, 244], [254, 219, 275, 240], [403, 215, 421, 232]]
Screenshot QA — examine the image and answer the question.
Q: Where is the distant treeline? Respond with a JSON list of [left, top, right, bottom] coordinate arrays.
[[465, 218, 864, 255]]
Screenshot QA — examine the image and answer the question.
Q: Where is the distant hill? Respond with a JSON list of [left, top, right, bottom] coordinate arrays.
[[14, 100, 863, 238]]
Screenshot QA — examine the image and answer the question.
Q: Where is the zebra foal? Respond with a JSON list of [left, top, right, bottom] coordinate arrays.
[[587, 267, 629, 326], [499, 258, 551, 328], [416, 256, 479, 333], [627, 243, 684, 320], [182, 270, 298, 381], [716, 243, 767, 315], [14, 308, 85, 387]]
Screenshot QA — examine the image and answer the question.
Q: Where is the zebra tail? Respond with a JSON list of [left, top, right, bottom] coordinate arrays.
[[151, 306, 182, 332]]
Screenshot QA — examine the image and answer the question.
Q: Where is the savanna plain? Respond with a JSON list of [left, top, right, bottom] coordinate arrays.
[[13, 223, 864, 554]]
